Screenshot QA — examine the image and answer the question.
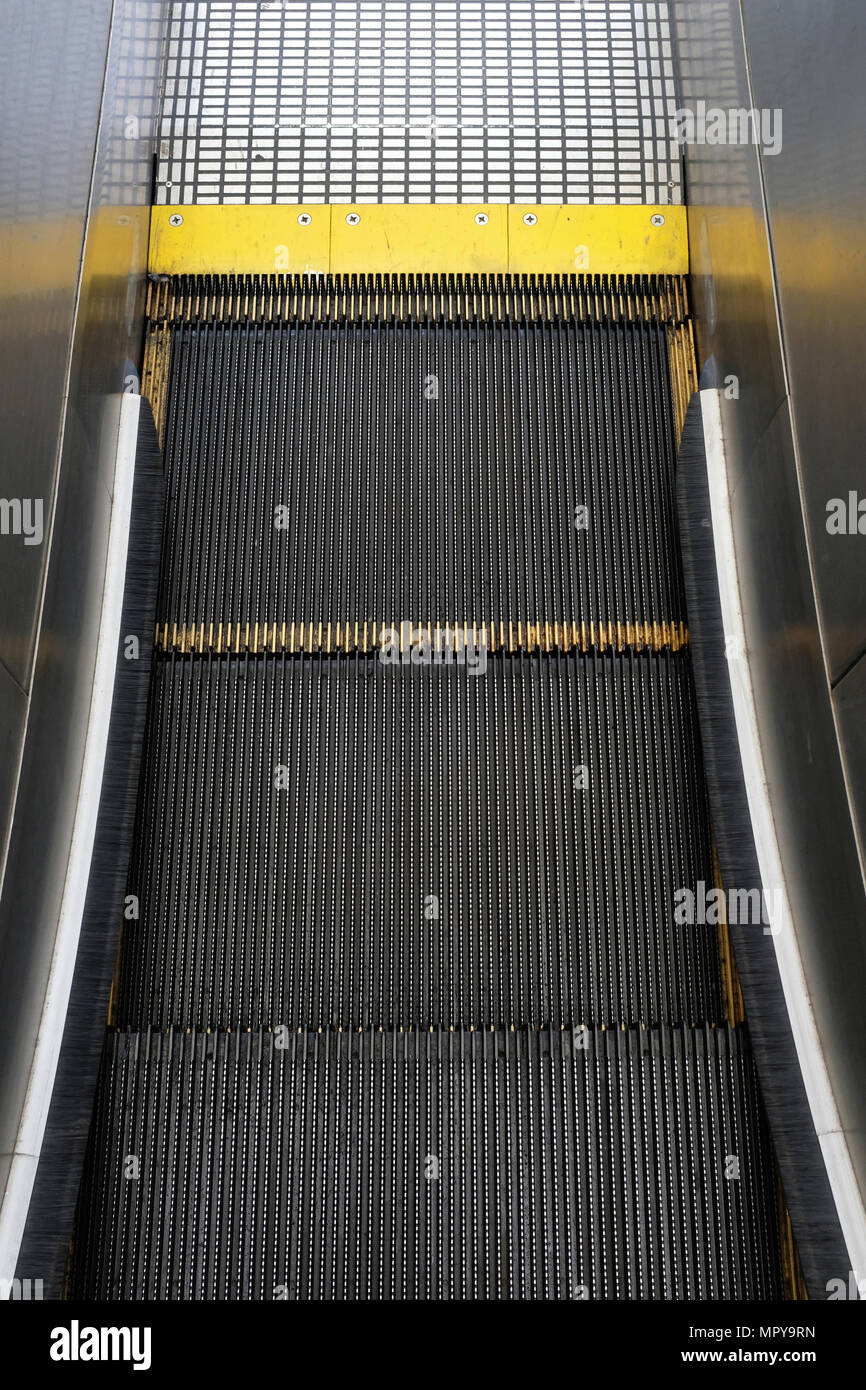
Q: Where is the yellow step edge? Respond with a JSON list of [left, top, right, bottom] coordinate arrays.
[[149, 204, 688, 278], [153, 619, 689, 655]]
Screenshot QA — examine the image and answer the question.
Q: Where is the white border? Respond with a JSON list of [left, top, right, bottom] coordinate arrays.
[[701, 386, 866, 1294], [0, 393, 141, 1287]]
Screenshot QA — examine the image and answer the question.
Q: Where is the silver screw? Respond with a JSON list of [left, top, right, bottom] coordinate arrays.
[[297, 212, 312, 226], [168, 213, 183, 227], [345, 212, 361, 226], [475, 212, 489, 226], [523, 212, 538, 226], [650, 213, 665, 227]]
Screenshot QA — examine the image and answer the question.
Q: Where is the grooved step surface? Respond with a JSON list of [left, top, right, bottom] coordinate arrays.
[[72, 1025, 780, 1301], [117, 651, 720, 1031], [157, 313, 685, 634]]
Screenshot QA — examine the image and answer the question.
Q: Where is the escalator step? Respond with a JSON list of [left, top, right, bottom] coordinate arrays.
[[117, 649, 720, 1030], [71, 1023, 781, 1301], [157, 308, 684, 636]]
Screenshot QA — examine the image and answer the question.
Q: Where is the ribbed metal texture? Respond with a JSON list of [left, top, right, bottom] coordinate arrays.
[[72, 1024, 780, 1301], [157, 310, 685, 636], [147, 272, 690, 326], [117, 651, 719, 1030]]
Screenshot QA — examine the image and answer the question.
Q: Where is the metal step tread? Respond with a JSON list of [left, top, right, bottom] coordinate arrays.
[[72, 1023, 780, 1301]]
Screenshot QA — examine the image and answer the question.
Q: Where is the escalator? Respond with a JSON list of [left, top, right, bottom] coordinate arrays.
[[6, 0, 866, 1320], [68, 272, 785, 1298]]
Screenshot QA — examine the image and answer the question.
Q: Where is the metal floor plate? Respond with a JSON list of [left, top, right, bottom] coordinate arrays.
[[157, 0, 682, 205]]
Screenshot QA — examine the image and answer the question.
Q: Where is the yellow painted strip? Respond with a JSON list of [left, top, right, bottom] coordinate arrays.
[[507, 204, 686, 275], [149, 204, 688, 277], [149, 205, 331, 277], [329, 203, 509, 274]]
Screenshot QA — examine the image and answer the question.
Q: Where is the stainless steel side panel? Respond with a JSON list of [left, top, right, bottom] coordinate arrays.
[[0, 0, 167, 1229], [741, 0, 866, 685], [0, 0, 114, 695], [673, 0, 866, 1279]]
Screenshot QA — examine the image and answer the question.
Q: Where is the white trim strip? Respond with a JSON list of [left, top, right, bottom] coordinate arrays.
[[0, 393, 141, 1286], [701, 386, 866, 1294]]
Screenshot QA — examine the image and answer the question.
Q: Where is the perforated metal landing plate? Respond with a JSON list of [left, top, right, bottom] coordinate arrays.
[[157, 0, 682, 205]]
